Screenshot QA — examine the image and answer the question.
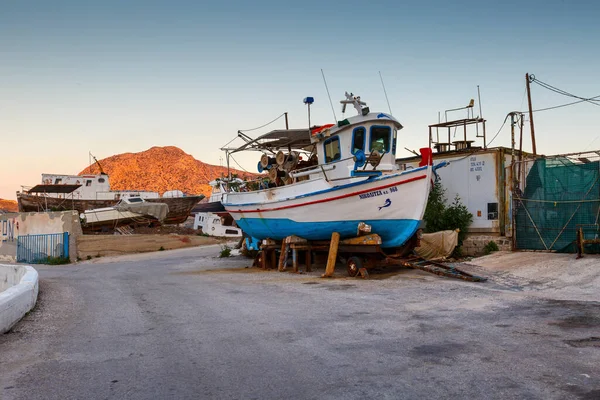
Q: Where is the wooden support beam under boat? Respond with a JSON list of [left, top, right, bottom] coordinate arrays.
[[339, 234, 382, 246], [322, 232, 340, 278]]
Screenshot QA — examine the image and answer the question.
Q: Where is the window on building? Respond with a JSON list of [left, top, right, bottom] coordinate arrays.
[[86, 180, 92, 187], [54, 178, 62, 184], [488, 203, 498, 220], [370, 126, 391, 153], [323, 136, 341, 163], [352, 127, 366, 154]]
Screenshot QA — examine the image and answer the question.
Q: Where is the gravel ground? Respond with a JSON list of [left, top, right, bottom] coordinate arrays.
[[0, 246, 598, 399]]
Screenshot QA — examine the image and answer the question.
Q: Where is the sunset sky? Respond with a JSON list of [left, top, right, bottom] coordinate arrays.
[[2, 0, 599, 199]]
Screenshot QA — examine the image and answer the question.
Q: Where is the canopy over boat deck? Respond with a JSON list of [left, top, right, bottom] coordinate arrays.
[[229, 128, 322, 155], [26, 184, 82, 194]]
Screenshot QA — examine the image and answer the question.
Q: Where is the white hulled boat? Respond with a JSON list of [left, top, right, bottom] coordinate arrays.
[[222, 93, 445, 250]]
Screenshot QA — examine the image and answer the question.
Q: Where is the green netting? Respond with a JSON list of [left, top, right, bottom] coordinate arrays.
[[514, 157, 600, 252]]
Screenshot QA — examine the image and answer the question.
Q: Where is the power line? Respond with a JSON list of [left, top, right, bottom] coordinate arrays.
[[523, 95, 600, 113], [530, 76, 600, 107], [486, 113, 512, 147]]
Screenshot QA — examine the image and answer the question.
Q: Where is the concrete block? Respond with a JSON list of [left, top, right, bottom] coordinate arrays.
[[0, 264, 39, 333]]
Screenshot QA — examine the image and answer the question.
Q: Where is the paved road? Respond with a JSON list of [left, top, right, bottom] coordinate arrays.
[[1, 245, 599, 399]]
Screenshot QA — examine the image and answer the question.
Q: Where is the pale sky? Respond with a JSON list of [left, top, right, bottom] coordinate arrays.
[[2, 0, 599, 199]]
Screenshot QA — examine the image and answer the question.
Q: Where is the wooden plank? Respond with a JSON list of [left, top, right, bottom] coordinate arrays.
[[322, 232, 340, 278], [284, 235, 308, 244], [339, 234, 382, 246], [278, 242, 288, 271]]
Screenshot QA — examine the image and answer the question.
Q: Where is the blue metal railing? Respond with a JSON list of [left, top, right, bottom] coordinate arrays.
[[16, 232, 69, 264]]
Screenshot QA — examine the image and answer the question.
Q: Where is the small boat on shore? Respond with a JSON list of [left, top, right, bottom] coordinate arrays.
[[80, 196, 169, 231], [222, 93, 446, 250]]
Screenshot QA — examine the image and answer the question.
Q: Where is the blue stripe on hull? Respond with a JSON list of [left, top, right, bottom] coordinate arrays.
[[236, 218, 420, 248]]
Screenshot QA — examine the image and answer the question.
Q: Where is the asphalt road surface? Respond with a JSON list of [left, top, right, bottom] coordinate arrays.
[[1, 245, 598, 399]]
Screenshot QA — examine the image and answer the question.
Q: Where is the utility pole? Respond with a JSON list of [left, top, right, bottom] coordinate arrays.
[[510, 113, 516, 190], [525, 73, 537, 155], [518, 113, 524, 186], [284, 112, 289, 130]]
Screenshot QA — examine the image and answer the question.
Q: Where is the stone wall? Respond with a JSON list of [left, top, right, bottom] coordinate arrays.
[[0, 211, 83, 262], [462, 235, 512, 257]]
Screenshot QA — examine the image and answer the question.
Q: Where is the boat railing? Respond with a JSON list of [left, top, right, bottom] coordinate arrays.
[[289, 155, 358, 180]]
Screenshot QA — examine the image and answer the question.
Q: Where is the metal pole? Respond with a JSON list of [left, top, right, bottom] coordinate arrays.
[[525, 73, 537, 155], [429, 126, 432, 149], [477, 85, 483, 119], [285, 112, 289, 130], [518, 113, 524, 187], [510, 113, 516, 190], [226, 150, 231, 191]]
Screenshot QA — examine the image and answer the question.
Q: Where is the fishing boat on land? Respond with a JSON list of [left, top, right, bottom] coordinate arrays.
[[17, 173, 203, 224], [80, 196, 169, 231], [222, 93, 446, 250], [191, 177, 247, 214]]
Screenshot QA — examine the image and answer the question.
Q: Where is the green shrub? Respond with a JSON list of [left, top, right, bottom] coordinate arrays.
[[219, 245, 231, 258], [452, 246, 464, 258], [159, 246, 165, 251], [484, 241, 500, 255], [423, 181, 473, 246], [87, 255, 92, 260], [46, 256, 70, 265]]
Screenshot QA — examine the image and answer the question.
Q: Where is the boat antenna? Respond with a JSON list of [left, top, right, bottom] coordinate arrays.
[[89, 152, 106, 175], [477, 85, 483, 119], [476, 85, 483, 138], [379, 71, 392, 114], [321, 69, 337, 121]]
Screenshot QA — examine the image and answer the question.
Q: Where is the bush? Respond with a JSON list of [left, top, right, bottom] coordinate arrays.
[[483, 241, 499, 255], [423, 181, 473, 246], [159, 246, 165, 251], [46, 256, 70, 265], [219, 245, 231, 258]]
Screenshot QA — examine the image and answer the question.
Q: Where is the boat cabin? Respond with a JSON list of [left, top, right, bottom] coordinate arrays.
[[227, 92, 403, 187], [310, 109, 401, 180], [31, 173, 161, 200]]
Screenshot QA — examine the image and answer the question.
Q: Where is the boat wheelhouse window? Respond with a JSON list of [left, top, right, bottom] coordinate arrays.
[[55, 178, 62, 184], [392, 129, 398, 155], [370, 126, 391, 153], [323, 136, 341, 163], [86, 180, 92, 187], [98, 178, 105, 183], [352, 127, 366, 154], [128, 197, 143, 203]]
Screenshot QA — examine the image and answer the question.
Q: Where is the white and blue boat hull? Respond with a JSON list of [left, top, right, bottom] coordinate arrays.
[[223, 165, 433, 248]]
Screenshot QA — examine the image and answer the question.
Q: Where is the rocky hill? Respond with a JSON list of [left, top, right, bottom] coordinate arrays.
[[78, 146, 255, 197], [0, 199, 18, 212]]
